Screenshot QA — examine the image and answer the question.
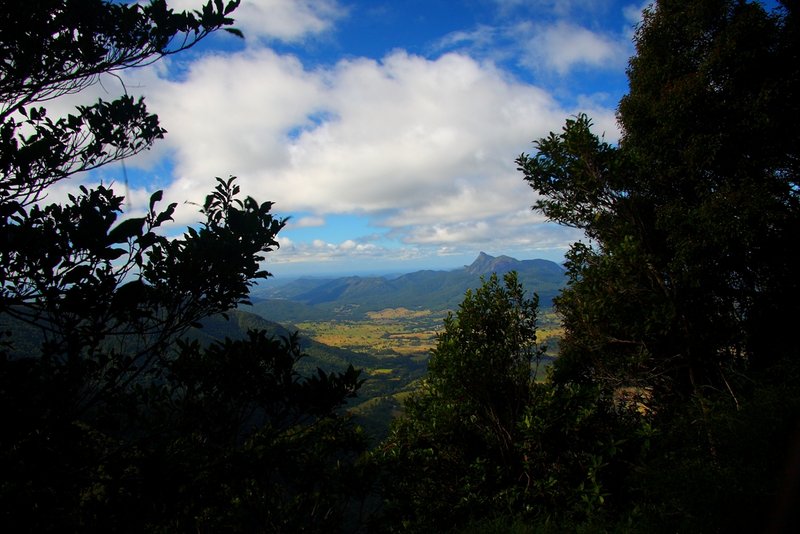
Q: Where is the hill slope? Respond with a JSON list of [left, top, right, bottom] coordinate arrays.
[[251, 252, 565, 322], [193, 310, 426, 441]]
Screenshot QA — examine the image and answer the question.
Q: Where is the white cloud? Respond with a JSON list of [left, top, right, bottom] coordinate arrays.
[[290, 215, 326, 228], [518, 21, 628, 75], [431, 5, 635, 92], [407, 221, 494, 245], [402, 210, 579, 250], [275, 51, 567, 215], [155, 48, 324, 175], [624, 1, 651, 27], [116, 44, 619, 259], [90, 0, 632, 269], [166, 0, 345, 42], [435, 25, 497, 52], [21, 0, 630, 275], [272, 236, 390, 264], [133, 48, 587, 221], [492, 0, 601, 19]]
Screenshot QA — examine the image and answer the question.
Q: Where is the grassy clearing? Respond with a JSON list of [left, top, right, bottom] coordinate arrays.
[[296, 312, 441, 356], [366, 307, 434, 320], [369, 368, 395, 376], [304, 308, 563, 440], [297, 308, 563, 359]]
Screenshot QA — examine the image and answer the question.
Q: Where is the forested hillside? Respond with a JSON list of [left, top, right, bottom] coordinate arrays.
[[2, 1, 799, 532], [251, 252, 565, 322], [192, 311, 429, 441], [244, 253, 565, 441]]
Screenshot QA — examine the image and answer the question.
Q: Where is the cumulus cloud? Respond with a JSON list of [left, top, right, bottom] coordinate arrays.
[[20, 0, 636, 275], [624, 1, 651, 25], [402, 210, 580, 250], [114, 43, 619, 264], [272, 236, 393, 265], [435, 25, 498, 52], [623, 1, 651, 38], [276, 52, 567, 214], [496, 0, 625, 20], [275, 203, 581, 272], [166, 0, 345, 42], [152, 48, 324, 175], [73, 0, 631, 271], [518, 21, 629, 75], [437, 2, 635, 80]]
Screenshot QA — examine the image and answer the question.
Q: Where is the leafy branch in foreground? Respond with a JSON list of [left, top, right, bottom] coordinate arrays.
[[1, 1, 369, 531], [0, 0, 241, 205]]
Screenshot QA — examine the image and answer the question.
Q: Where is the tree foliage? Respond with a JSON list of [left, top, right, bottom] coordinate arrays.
[[428, 273, 544, 464], [0, 0, 241, 206], [377, 273, 547, 531], [0, 1, 367, 531], [515, 0, 800, 530], [519, 0, 800, 403]]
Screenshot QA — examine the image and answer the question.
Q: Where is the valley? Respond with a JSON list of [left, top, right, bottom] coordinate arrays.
[[1, 253, 566, 443], [242, 253, 568, 440], [296, 307, 440, 357], [292, 306, 563, 362]]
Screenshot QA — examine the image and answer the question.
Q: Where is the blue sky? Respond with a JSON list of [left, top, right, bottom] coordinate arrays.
[[66, 0, 650, 277]]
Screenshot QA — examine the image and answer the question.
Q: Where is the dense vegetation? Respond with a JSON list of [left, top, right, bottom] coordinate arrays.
[[247, 253, 565, 443], [2, 0, 798, 532], [378, 0, 799, 532], [0, 1, 366, 531]]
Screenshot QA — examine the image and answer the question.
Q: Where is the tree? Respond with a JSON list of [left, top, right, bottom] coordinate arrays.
[[0, 2, 366, 531], [376, 273, 545, 531], [517, 0, 800, 530], [518, 0, 800, 404], [617, 0, 800, 376], [428, 272, 541, 455], [0, 0, 242, 206]]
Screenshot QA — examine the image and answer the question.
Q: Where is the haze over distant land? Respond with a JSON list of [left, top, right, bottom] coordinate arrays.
[[252, 252, 566, 315], [66, 0, 643, 277], [263, 248, 569, 279]]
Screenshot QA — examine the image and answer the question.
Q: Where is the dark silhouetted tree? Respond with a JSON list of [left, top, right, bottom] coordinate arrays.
[[517, 0, 800, 530], [0, 1, 367, 531]]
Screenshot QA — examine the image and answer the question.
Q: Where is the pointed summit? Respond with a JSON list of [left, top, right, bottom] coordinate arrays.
[[466, 252, 494, 274], [466, 252, 521, 275]]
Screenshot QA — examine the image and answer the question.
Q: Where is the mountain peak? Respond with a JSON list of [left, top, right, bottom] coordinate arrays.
[[466, 252, 520, 275]]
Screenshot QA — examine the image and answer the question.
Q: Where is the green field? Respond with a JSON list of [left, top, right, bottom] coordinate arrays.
[[296, 307, 442, 357], [296, 306, 563, 359], [291, 306, 562, 441]]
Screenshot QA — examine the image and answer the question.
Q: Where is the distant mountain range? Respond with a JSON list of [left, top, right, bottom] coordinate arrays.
[[249, 252, 566, 322]]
